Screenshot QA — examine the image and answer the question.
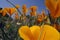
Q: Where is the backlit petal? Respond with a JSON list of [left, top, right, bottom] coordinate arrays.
[[18, 26, 34, 40], [40, 25, 59, 40]]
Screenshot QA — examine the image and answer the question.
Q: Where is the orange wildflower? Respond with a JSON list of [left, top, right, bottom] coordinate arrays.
[[2, 9, 7, 16], [37, 10, 47, 22], [45, 0, 60, 19], [30, 6, 37, 16], [37, 14, 43, 22], [22, 4, 28, 15], [18, 25, 59, 40], [30, 6, 37, 12], [54, 0, 60, 18], [4, 8, 10, 12], [8, 8, 16, 16]]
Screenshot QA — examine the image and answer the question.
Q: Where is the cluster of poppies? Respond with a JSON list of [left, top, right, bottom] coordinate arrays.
[[0, 0, 60, 40]]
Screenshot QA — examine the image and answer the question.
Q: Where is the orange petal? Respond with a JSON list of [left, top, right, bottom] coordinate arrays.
[[40, 25, 59, 40], [2, 9, 7, 16], [18, 26, 34, 40], [30, 25, 41, 40], [54, 3, 60, 18], [9, 8, 16, 15], [45, 0, 58, 19]]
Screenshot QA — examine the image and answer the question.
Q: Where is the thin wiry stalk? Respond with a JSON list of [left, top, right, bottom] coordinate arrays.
[[6, 0, 23, 16]]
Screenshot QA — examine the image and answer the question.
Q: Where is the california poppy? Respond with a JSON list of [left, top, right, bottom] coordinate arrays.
[[30, 6, 37, 12], [18, 25, 59, 40], [8, 8, 16, 16], [22, 4, 28, 15], [45, 0, 59, 19], [2, 9, 7, 16]]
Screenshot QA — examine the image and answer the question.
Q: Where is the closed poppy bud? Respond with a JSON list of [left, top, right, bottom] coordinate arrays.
[[45, 0, 59, 19]]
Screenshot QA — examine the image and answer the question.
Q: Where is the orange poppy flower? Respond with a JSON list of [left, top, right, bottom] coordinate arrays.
[[54, 0, 60, 18], [37, 10, 47, 22], [22, 4, 28, 15], [4, 8, 10, 12], [30, 6, 37, 12], [45, 0, 59, 19], [8, 8, 16, 16], [2, 9, 7, 16], [18, 25, 59, 40]]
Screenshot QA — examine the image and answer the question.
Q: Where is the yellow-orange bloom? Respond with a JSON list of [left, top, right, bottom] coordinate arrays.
[[30, 6, 37, 16], [8, 8, 16, 16], [30, 6, 37, 12], [18, 25, 59, 40], [40, 25, 59, 40], [22, 4, 28, 15], [4, 8, 10, 12], [37, 10, 47, 22], [18, 25, 40, 40], [2, 9, 7, 16]]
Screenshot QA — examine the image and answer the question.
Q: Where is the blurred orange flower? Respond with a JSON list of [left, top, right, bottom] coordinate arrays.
[[30, 6, 37, 16], [30, 6, 37, 12], [18, 25, 59, 40], [4, 8, 10, 12], [45, 0, 60, 19], [22, 4, 28, 15], [2, 9, 7, 16], [8, 8, 16, 16], [37, 10, 47, 22], [0, 10, 3, 13]]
